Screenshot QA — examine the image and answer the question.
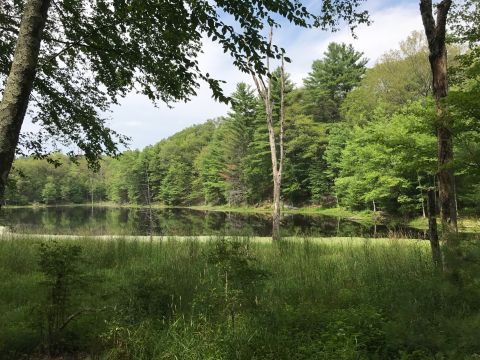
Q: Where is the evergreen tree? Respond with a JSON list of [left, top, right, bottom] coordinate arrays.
[[195, 126, 228, 205], [303, 42, 367, 122], [148, 121, 216, 203], [282, 90, 328, 204], [243, 99, 272, 204], [223, 83, 258, 205], [160, 161, 192, 205]]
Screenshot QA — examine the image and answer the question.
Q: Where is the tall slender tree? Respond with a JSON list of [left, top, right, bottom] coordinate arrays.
[[250, 28, 287, 241], [419, 0, 457, 233], [223, 83, 258, 205]]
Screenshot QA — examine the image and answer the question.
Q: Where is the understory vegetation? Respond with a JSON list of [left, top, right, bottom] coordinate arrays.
[[1, 236, 480, 359], [5, 31, 480, 220]]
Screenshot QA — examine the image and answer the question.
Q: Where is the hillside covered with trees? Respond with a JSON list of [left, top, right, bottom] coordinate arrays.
[[5, 32, 480, 219]]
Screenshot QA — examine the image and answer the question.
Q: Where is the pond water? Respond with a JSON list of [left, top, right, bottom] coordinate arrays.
[[0, 206, 426, 238]]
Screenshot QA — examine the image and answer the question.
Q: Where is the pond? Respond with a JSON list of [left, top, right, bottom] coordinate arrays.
[[0, 206, 426, 238]]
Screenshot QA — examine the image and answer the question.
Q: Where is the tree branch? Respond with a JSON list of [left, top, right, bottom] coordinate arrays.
[[58, 306, 106, 332], [38, 20, 127, 68]]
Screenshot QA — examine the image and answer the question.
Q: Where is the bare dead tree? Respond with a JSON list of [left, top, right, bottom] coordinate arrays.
[[249, 27, 286, 241]]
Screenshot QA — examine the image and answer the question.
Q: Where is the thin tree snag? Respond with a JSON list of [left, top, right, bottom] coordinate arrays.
[[427, 189, 443, 270], [0, 0, 52, 204], [250, 27, 285, 241], [419, 0, 457, 233]]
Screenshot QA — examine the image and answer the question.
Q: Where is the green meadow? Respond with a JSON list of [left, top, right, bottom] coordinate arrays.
[[1, 236, 480, 359]]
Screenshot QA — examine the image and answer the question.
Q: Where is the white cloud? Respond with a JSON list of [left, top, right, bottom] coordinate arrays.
[[278, 3, 423, 85]]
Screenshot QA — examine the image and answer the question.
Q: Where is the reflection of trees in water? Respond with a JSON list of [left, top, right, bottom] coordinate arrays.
[[1, 207, 427, 238], [154, 209, 206, 236], [41, 209, 58, 233], [224, 212, 265, 237], [203, 212, 225, 234]]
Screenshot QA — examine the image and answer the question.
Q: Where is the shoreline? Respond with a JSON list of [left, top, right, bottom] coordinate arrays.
[[2, 203, 378, 223], [4, 203, 480, 232]]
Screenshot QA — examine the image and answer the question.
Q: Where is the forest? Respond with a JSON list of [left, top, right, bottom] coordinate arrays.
[[6, 32, 480, 220]]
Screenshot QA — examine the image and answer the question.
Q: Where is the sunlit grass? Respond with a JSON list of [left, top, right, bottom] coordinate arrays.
[[409, 216, 480, 232], [0, 235, 479, 359]]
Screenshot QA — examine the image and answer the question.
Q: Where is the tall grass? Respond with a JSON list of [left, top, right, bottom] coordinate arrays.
[[0, 236, 479, 359]]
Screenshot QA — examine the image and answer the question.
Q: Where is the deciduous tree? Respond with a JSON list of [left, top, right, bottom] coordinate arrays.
[[419, 0, 457, 232]]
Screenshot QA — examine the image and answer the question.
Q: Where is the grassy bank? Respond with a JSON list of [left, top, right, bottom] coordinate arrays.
[[1, 236, 480, 359], [409, 216, 480, 232]]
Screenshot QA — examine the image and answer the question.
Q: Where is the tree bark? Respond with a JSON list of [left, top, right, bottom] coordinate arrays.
[[264, 69, 284, 241], [427, 189, 443, 270], [251, 27, 285, 241], [0, 0, 52, 203], [419, 0, 457, 234], [272, 174, 281, 241]]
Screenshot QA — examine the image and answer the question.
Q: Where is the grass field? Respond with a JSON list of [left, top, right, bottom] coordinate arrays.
[[1, 235, 479, 359]]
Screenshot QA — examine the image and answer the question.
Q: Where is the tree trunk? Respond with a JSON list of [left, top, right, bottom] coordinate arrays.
[[250, 27, 285, 241], [272, 174, 281, 241], [266, 101, 282, 241], [90, 179, 94, 216], [427, 189, 443, 270], [265, 83, 281, 241], [420, 0, 457, 235], [0, 0, 52, 203], [436, 112, 457, 231]]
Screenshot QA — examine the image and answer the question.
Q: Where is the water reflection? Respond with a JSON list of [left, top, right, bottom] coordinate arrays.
[[0, 206, 426, 238]]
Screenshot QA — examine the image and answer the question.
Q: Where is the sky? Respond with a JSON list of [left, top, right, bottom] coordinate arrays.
[[28, 0, 425, 151]]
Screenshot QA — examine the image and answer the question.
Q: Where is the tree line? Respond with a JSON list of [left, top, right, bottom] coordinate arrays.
[[6, 31, 480, 219]]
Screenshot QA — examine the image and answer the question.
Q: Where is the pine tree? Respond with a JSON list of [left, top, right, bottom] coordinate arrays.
[[222, 83, 258, 205], [303, 43, 367, 122]]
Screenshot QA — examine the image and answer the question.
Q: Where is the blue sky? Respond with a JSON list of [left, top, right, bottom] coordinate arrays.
[[24, 0, 423, 151]]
